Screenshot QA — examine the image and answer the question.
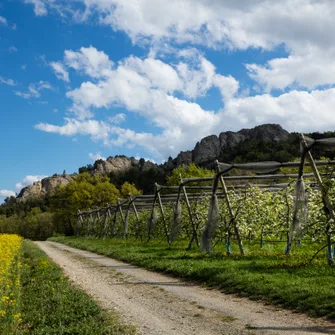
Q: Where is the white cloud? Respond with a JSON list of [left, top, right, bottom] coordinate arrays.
[[15, 175, 47, 192], [222, 88, 335, 133], [64, 46, 113, 78], [35, 118, 111, 143], [24, 0, 48, 16], [0, 190, 15, 198], [0, 16, 7, 26], [62, 46, 237, 113], [0, 76, 16, 86], [21, 65, 27, 71], [50, 61, 70, 82], [31, 1, 335, 91], [247, 47, 335, 91], [15, 81, 53, 99], [89, 152, 106, 161], [59, 0, 335, 53], [108, 113, 126, 125], [8, 46, 18, 52]]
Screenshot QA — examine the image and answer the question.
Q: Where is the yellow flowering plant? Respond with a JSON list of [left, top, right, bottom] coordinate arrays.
[[0, 234, 23, 333]]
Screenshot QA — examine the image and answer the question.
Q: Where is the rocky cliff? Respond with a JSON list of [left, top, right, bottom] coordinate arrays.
[[17, 124, 292, 200], [17, 174, 75, 201], [176, 124, 290, 166]]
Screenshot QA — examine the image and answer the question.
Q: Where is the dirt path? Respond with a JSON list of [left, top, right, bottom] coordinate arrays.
[[36, 241, 335, 335]]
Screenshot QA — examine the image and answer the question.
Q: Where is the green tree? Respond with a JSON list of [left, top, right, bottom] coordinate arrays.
[[166, 163, 214, 186], [120, 182, 142, 198], [50, 172, 120, 235]]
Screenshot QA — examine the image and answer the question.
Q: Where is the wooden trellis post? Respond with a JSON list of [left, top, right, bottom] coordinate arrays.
[[215, 160, 244, 255], [101, 205, 110, 238], [179, 174, 200, 249], [122, 198, 131, 240], [117, 199, 127, 240], [301, 134, 335, 265], [130, 196, 142, 241], [147, 193, 158, 242], [111, 204, 119, 237], [155, 183, 169, 244]]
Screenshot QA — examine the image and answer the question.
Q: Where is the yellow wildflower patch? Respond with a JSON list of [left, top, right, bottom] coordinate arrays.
[[0, 234, 23, 333]]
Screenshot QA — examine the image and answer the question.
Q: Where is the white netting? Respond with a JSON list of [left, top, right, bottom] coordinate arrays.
[[304, 136, 335, 151], [201, 194, 220, 253], [288, 179, 308, 245], [169, 199, 182, 244], [147, 208, 158, 236], [218, 161, 283, 174]]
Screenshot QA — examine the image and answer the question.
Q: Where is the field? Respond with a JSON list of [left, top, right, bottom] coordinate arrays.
[[51, 235, 335, 319]]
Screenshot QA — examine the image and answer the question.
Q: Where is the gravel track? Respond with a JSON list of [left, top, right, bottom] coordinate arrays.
[[36, 241, 335, 335]]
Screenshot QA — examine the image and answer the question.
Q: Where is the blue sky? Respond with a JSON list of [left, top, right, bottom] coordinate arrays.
[[1, 0, 335, 201]]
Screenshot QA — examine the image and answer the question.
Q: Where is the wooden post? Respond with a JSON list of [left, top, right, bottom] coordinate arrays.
[[155, 183, 169, 244], [101, 205, 110, 238], [179, 174, 199, 249], [147, 194, 158, 242], [111, 205, 118, 237], [301, 134, 335, 265], [131, 199, 142, 242], [118, 199, 127, 240], [122, 199, 131, 240], [215, 161, 244, 255]]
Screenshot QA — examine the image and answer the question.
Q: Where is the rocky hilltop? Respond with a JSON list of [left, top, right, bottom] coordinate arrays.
[[17, 124, 293, 200], [17, 174, 75, 201], [174, 124, 289, 167]]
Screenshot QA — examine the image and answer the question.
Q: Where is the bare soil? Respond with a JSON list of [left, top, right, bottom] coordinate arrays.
[[35, 241, 335, 335]]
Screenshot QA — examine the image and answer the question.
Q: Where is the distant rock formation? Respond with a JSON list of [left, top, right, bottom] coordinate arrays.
[[94, 156, 138, 175], [17, 174, 75, 201], [177, 124, 289, 166], [16, 124, 291, 201]]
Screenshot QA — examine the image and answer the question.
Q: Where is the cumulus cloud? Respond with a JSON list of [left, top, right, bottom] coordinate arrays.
[[108, 113, 126, 125], [0, 16, 7, 26], [0, 76, 16, 86], [50, 61, 70, 82], [35, 118, 111, 144], [0, 190, 16, 198], [64, 46, 113, 78], [15, 81, 53, 99], [26, 1, 335, 91], [89, 152, 106, 161], [15, 175, 47, 192], [24, 0, 48, 16], [221, 88, 335, 132], [8, 46, 18, 53]]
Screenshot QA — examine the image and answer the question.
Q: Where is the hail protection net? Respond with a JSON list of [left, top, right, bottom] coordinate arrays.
[[147, 208, 158, 235], [217, 161, 283, 174], [169, 199, 182, 244], [304, 136, 335, 151], [201, 194, 220, 253], [289, 179, 308, 244]]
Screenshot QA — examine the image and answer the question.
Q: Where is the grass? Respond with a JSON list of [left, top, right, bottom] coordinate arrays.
[[49, 236, 335, 320], [16, 240, 136, 335]]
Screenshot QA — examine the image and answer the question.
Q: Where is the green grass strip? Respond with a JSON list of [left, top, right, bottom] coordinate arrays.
[[17, 240, 136, 335], [50, 236, 335, 320]]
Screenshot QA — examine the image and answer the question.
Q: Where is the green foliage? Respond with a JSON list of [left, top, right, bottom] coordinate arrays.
[[18, 240, 136, 334], [110, 166, 166, 194], [166, 163, 214, 186], [0, 209, 54, 240], [50, 173, 120, 235], [120, 182, 142, 198]]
